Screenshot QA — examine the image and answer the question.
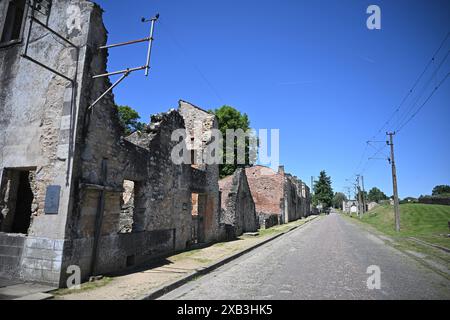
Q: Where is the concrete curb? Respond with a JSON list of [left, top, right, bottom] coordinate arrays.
[[141, 216, 320, 300]]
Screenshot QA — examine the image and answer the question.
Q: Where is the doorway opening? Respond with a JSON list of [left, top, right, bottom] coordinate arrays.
[[0, 168, 36, 234], [191, 193, 206, 244]]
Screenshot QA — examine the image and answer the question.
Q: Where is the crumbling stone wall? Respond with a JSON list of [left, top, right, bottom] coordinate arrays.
[[219, 168, 257, 237], [245, 165, 311, 228], [245, 166, 284, 227], [0, 0, 99, 285], [178, 101, 221, 244], [0, 0, 211, 286]]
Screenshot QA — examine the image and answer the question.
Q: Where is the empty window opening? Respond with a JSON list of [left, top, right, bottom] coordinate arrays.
[[0, 169, 36, 234], [191, 193, 199, 216], [191, 193, 207, 244], [190, 137, 201, 169], [126, 255, 135, 267], [119, 180, 135, 233], [1, 0, 26, 45]]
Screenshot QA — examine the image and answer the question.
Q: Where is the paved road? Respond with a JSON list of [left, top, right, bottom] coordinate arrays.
[[161, 212, 450, 300]]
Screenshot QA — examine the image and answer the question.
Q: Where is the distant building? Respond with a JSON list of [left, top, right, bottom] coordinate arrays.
[[245, 165, 311, 229], [343, 200, 359, 214]]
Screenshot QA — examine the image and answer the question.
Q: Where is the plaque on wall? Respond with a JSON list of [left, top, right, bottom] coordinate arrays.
[[44, 185, 61, 214]]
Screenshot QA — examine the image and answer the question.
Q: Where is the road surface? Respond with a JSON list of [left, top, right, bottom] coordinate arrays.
[[160, 212, 450, 300]]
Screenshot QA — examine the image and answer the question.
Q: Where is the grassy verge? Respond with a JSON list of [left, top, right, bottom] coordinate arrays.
[[52, 277, 112, 297], [255, 217, 313, 238], [356, 203, 450, 248]]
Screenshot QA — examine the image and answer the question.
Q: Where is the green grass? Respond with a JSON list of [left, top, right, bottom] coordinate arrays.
[[358, 203, 450, 247], [52, 277, 112, 296], [256, 218, 307, 237]]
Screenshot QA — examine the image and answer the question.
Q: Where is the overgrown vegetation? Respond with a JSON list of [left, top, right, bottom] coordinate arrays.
[[116, 104, 146, 135], [367, 187, 388, 202], [209, 105, 256, 178], [359, 203, 450, 247], [52, 277, 112, 297]]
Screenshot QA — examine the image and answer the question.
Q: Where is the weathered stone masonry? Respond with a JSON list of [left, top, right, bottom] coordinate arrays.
[[0, 0, 310, 287], [245, 166, 311, 229], [219, 168, 258, 238], [0, 0, 221, 286]]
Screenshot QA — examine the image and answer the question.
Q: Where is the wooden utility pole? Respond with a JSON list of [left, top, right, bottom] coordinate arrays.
[[356, 175, 363, 219], [387, 132, 401, 232], [361, 175, 366, 213]]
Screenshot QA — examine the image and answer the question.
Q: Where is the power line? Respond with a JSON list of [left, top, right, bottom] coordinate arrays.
[[369, 32, 449, 141], [396, 72, 449, 133], [158, 19, 225, 105], [395, 49, 450, 131], [345, 32, 450, 186]]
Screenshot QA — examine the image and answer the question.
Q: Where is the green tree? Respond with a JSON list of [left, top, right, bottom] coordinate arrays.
[[210, 105, 256, 178], [332, 192, 347, 209], [367, 187, 388, 203], [356, 190, 368, 202], [313, 171, 334, 208], [432, 185, 450, 196], [116, 105, 146, 135]]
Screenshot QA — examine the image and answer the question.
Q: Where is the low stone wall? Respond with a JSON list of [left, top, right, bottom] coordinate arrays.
[[418, 197, 450, 206], [257, 213, 279, 229], [60, 229, 176, 285]]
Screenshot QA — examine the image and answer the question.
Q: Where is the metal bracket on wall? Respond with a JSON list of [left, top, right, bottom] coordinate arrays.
[[87, 13, 159, 111], [21, 0, 78, 84], [20, 0, 80, 186]]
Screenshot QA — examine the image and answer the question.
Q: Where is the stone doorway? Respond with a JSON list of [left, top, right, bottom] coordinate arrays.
[[0, 168, 36, 234], [191, 193, 207, 244]]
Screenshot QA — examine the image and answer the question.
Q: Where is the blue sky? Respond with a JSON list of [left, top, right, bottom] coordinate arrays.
[[94, 0, 450, 198]]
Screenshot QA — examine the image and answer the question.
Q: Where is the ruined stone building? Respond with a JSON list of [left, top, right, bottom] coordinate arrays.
[[0, 0, 220, 287], [219, 168, 258, 238], [0, 0, 311, 288], [245, 166, 311, 229]]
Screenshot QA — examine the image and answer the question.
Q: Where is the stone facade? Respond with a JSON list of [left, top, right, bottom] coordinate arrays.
[[219, 168, 257, 238], [343, 200, 359, 214], [178, 101, 221, 245], [0, 1, 220, 287], [245, 165, 311, 229]]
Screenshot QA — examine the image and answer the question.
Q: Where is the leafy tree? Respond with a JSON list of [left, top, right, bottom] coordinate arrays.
[[368, 187, 388, 203], [210, 105, 256, 178], [356, 190, 368, 202], [313, 171, 334, 208], [332, 192, 347, 209], [116, 105, 146, 135], [432, 185, 450, 196]]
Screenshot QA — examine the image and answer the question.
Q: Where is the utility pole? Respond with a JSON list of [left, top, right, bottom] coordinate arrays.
[[387, 132, 400, 232], [361, 175, 366, 213], [356, 175, 363, 219], [311, 176, 314, 194]]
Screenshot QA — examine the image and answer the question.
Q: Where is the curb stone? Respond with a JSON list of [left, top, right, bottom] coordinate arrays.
[[141, 215, 320, 300]]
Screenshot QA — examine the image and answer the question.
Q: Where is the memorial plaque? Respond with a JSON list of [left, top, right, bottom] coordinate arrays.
[[44, 185, 61, 214]]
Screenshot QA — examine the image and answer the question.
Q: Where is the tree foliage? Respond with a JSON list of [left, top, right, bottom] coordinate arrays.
[[432, 185, 450, 196], [116, 105, 146, 135], [313, 171, 334, 208], [210, 105, 255, 178], [332, 192, 347, 209], [367, 187, 388, 203]]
